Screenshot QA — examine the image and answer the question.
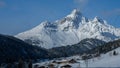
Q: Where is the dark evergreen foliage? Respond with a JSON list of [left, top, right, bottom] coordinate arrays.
[[88, 39, 120, 57], [0, 33, 120, 64], [0, 34, 48, 63], [113, 51, 117, 55], [28, 60, 32, 68], [18, 59, 24, 68], [48, 38, 105, 58]]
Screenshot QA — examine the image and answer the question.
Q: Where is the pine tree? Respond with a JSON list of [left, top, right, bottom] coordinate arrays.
[[6, 63, 12, 68], [28, 59, 32, 68], [18, 58, 24, 68], [113, 51, 117, 55]]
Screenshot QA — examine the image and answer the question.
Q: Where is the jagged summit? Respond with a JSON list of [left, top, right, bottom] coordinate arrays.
[[70, 9, 81, 16], [66, 9, 82, 19], [93, 16, 105, 24], [15, 9, 120, 49], [57, 9, 88, 29]]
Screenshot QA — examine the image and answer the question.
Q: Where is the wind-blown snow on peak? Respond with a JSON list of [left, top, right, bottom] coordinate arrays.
[[93, 16, 105, 24], [58, 9, 88, 30], [15, 9, 120, 49], [66, 9, 82, 19]]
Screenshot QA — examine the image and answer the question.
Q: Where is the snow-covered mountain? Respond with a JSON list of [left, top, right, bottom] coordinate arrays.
[[15, 9, 120, 49]]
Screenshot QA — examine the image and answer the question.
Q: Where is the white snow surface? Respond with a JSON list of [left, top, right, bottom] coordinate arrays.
[[15, 9, 120, 48], [33, 47, 120, 67], [80, 47, 120, 67]]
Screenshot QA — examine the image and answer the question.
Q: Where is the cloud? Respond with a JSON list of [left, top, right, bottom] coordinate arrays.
[[101, 9, 120, 17], [74, 0, 88, 4], [0, 1, 6, 8], [74, 0, 88, 9]]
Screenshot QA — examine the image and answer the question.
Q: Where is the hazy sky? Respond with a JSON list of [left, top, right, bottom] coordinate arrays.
[[0, 0, 120, 35]]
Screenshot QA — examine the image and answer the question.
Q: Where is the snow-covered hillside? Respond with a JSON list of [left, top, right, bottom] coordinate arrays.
[[88, 48, 120, 67], [15, 9, 120, 48], [33, 47, 120, 68], [72, 47, 120, 67]]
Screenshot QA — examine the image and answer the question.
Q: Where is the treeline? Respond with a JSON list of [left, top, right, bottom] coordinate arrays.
[[90, 39, 120, 55], [48, 39, 120, 60], [48, 38, 105, 58], [80, 39, 120, 60], [0, 59, 32, 68], [1, 34, 120, 66], [0, 34, 49, 64]]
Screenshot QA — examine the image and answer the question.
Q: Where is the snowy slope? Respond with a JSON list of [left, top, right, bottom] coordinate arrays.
[[72, 47, 120, 67], [15, 9, 120, 48], [89, 50, 120, 67], [33, 47, 120, 68]]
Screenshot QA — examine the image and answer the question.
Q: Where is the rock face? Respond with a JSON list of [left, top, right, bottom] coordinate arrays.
[[15, 9, 120, 49]]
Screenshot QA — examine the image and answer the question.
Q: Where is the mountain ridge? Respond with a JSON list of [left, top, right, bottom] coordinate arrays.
[[15, 9, 120, 49]]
